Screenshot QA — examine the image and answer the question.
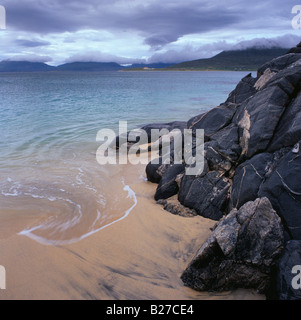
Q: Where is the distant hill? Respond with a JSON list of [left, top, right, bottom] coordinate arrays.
[[56, 62, 124, 72], [167, 48, 290, 71], [0, 60, 176, 72], [0, 61, 56, 72], [0, 48, 290, 72]]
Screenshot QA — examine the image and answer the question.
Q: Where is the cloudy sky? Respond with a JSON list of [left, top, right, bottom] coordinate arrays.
[[0, 0, 300, 65]]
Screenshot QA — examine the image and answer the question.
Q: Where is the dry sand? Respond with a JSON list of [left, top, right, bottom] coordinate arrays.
[[0, 161, 265, 300]]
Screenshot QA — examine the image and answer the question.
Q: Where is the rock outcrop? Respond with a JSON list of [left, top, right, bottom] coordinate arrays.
[[181, 198, 284, 293], [144, 43, 301, 298]]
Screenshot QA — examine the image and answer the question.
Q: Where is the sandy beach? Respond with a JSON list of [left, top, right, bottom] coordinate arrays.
[[0, 158, 265, 300]]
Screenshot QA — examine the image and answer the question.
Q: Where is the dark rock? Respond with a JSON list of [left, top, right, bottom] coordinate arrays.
[[268, 90, 301, 152], [141, 120, 187, 139], [259, 143, 301, 240], [204, 144, 232, 173], [187, 103, 237, 140], [146, 159, 167, 183], [142, 45, 301, 297], [114, 120, 186, 149], [257, 53, 301, 75], [181, 198, 284, 293], [287, 42, 301, 54], [288, 47, 301, 54], [154, 163, 185, 201], [157, 198, 197, 217], [277, 240, 301, 300], [259, 64, 301, 95], [233, 84, 290, 158], [230, 153, 273, 210], [205, 125, 241, 172], [178, 171, 231, 220], [226, 73, 257, 104]]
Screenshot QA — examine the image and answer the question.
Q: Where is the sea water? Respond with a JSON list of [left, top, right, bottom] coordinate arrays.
[[0, 71, 252, 245]]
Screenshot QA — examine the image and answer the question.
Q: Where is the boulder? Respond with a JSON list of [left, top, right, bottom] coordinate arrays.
[[141, 120, 187, 138], [268, 90, 301, 152], [178, 171, 231, 220], [114, 120, 186, 149], [154, 163, 185, 201], [146, 159, 167, 183], [226, 73, 257, 104], [254, 68, 277, 90], [287, 42, 301, 54], [157, 198, 197, 217], [259, 142, 301, 240], [229, 153, 273, 210], [277, 240, 301, 300], [181, 198, 284, 293], [187, 103, 237, 140], [257, 53, 301, 75], [259, 62, 301, 95], [233, 84, 290, 158], [205, 124, 241, 173]]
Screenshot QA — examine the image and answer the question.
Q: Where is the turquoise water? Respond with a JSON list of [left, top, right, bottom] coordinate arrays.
[[0, 71, 251, 244]]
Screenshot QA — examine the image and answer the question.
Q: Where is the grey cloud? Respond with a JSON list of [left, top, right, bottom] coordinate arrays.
[[230, 35, 301, 50], [147, 34, 300, 63], [7, 54, 52, 63], [2, 0, 293, 49], [65, 51, 145, 64], [15, 39, 51, 47]]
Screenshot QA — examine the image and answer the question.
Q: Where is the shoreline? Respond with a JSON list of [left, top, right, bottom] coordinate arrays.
[[120, 69, 257, 72], [0, 160, 264, 300]]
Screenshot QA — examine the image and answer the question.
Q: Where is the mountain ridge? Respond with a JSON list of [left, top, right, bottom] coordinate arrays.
[[167, 48, 289, 71], [0, 47, 291, 72]]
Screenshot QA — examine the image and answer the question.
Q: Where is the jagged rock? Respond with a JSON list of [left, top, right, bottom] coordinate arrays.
[[257, 53, 301, 75], [154, 163, 185, 201], [268, 90, 301, 152], [146, 160, 167, 183], [178, 171, 231, 220], [259, 142, 301, 240], [230, 153, 273, 210], [205, 124, 241, 172], [187, 103, 237, 140], [204, 144, 232, 173], [254, 68, 277, 90], [157, 198, 197, 217], [233, 84, 290, 158], [114, 120, 186, 149], [181, 198, 284, 293], [259, 62, 301, 95], [141, 121, 187, 139], [277, 240, 301, 300], [287, 42, 301, 54], [226, 73, 258, 104], [144, 44, 301, 298]]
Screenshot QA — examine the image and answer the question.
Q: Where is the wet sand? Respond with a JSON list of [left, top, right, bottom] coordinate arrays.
[[0, 162, 265, 300]]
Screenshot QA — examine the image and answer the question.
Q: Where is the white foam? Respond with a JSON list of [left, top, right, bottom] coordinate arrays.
[[1, 190, 19, 197], [18, 179, 138, 246]]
